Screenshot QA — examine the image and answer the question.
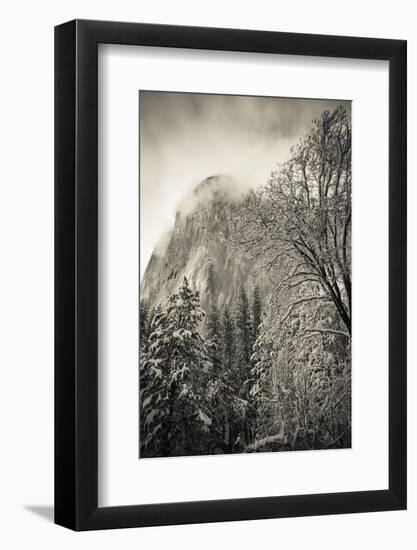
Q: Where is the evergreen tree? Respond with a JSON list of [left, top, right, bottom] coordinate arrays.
[[139, 308, 167, 456], [149, 304, 162, 324], [140, 277, 213, 457], [222, 296, 256, 450], [222, 307, 235, 373], [139, 300, 150, 352], [249, 322, 276, 442], [252, 286, 262, 344], [220, 307, 240, 451], [234, 287, 261, 447], [206, 302, 222, 373], [205, 302, 229, 452], [235, 288, 252, 366]]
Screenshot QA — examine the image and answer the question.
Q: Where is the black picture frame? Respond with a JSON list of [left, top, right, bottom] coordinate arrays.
[[55, 19, 407, 531]]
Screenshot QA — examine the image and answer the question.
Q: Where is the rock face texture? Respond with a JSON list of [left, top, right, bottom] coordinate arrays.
[[140, 175, 261, 314]]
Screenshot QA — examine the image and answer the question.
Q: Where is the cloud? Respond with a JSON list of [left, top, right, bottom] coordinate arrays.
[[176, 174, 251, 218]]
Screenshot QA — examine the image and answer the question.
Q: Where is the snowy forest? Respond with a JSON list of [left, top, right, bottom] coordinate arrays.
[[139, 104, 351, 458]]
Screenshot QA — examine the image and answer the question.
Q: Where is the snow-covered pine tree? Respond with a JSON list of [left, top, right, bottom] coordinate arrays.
[[139, 300, 150, 353], [222, 307, 235, 373], [223, 289, 255, 449], [235, 287, 252, 367], [139, 308, 167, 456], [205, 303, 230, 453], [141, 303, 162, 353], [219, 306, 243, 451], [140, 277, 213, 457], [252, 286, 262, 343], [248, 321, 278, 446], [206, 302, 222, 373]]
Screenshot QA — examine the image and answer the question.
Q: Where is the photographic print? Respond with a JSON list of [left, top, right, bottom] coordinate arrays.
[[139, 91, 351, 458]]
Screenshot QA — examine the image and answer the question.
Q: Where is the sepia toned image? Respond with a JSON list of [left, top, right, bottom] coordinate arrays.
[[139, 91, 351, 458]]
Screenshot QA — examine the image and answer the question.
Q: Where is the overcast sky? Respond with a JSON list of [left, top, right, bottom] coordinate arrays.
[[139, 91, 351, 279]]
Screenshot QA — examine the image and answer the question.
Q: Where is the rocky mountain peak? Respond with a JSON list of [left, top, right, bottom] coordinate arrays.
[[141, 175, 261, 315]]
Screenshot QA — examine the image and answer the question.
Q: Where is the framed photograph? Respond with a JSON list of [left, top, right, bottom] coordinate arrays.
[[55, 20, 406, 530]]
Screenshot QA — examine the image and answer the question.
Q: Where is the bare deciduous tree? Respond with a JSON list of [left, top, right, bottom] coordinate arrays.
[[236, 105, 351, 336]]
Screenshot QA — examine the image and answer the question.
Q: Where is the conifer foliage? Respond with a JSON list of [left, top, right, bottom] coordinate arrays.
[[140, 281, 264, 457], [140, 277, 213, 457]]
